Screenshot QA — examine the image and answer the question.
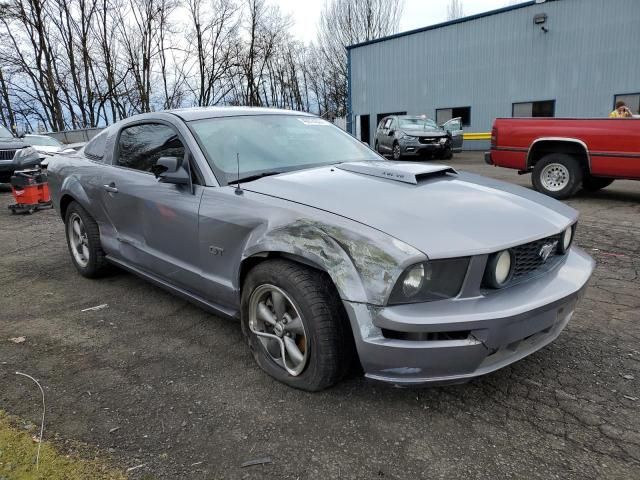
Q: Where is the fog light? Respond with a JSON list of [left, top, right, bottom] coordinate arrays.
[[484, 250, 513, 289], [559, 227, 573, 253]]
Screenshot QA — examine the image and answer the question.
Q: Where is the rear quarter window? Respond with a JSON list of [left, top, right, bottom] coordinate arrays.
[[84, 129, 110, 160]]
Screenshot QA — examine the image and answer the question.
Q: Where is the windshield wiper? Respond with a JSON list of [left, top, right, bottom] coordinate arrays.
[[232, 171, 282, 184]]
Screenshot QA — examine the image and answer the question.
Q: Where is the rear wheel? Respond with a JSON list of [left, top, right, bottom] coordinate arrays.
[[582, 176, 614, 192], [64, 201, 109, 278], [392, 142, 402, 161], [532, 153, 583, 199], [241, 260, 352, 391]]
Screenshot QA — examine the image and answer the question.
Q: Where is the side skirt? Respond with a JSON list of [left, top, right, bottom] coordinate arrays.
[[106, 255, 240, 320]]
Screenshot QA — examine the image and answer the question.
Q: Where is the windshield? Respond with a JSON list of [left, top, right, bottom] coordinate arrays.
[[26, 135, 62, 147], [190, 115, 379, 185], [0, 125, 14, 139], [399, 118, 438, 130]]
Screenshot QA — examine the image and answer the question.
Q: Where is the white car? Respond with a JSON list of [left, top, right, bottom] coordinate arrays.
[[24, 134, 64, 156]]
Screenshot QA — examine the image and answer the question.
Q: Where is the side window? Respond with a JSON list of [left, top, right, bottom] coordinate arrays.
[[117, 123, 185, 173], [383, 118, 392, 129]]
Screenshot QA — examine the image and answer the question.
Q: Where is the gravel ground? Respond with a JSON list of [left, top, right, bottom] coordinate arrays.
[[1, 153, 639, 479]]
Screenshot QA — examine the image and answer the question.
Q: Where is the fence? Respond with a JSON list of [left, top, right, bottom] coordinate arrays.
[[45, 127, 104, 144]]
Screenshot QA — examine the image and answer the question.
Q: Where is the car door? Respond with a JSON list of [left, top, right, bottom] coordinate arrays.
[[442, 117, 464, 152], [380, 117, 394, 152], [100, 122, 204, 293]]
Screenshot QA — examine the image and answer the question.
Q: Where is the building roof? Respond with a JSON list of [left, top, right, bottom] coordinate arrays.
[[347, 0, 539, 51]]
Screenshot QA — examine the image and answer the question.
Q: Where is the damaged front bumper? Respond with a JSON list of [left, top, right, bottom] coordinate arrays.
[[343, 247, 595, 386]]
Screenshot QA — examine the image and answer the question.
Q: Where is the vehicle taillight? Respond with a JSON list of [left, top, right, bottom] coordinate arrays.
[[491, 127, 498, 149]]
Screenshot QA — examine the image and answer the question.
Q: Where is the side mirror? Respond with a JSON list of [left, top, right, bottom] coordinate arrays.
[[388, 130, 395, 136], [152, 156, 190, 185]]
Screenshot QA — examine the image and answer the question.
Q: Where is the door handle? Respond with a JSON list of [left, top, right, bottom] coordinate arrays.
[[103, 183, 118, 193]]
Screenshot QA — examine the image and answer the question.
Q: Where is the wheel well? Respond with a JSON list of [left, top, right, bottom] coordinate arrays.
[[239, 252, 327, 291], [528, 141, 589, 172], [59, 194, 76, 220]]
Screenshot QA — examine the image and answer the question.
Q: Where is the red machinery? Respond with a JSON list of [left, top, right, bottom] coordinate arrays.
[[8, 169, 52, 214]]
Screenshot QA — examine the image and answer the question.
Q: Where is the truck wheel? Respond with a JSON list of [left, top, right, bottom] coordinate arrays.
[[392, 142, 402, 161], [64, 201, 109, 278], [532, 154, 583, 199], [582, 176, 614, 192], [241, 260, 352, 392]]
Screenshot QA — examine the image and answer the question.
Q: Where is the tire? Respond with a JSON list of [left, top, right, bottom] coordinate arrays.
[[392, 142, 402, 161], [532, 153, 583, 200], [64, 201, 109, 278], [439, 148, 453, 160], [582, 176, 614, 192], [241, 259, 353, 392]]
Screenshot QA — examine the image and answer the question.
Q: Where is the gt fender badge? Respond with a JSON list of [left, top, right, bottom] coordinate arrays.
[[209, 246, 224, 256]]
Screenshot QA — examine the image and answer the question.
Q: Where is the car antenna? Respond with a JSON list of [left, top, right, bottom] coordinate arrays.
[[235, 152, 243, 195]]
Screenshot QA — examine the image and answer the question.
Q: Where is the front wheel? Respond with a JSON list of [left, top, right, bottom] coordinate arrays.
[[241, 260, 352, 391], [582, 176, 614, 192], [532, 153, 583, 199], [392, 142, 402, 161], [439, 148, 453, 160]]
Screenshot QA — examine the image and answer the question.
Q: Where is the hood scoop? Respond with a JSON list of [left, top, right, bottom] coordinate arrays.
[[336, 161, 457, 185]]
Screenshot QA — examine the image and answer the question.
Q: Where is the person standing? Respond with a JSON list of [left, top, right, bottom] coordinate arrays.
[[609, 101, 633, 118]]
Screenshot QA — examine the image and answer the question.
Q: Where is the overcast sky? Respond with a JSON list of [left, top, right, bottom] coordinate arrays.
[[278, 0, 523, 44]]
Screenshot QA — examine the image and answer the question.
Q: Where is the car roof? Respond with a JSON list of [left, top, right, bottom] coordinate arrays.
[[166, 106, 316, 122]]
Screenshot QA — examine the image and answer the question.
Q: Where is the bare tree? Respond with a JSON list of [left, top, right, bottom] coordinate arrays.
[[316, 0, 404, 117], [447, 0, 464, 21]]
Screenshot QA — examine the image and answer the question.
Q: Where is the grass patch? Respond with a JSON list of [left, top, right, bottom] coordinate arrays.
[[0, 411, 126, 479]]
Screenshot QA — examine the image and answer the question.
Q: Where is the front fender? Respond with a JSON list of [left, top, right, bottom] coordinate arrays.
[[243, 219, 426, 305]]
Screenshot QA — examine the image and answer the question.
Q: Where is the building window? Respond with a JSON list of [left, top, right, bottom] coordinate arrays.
[[512, 100, 555, 118], [436, 107, 471, 127], [614, 93, 640, 115]]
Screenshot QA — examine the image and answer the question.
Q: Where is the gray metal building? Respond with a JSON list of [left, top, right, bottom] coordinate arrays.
[[347, 0, 640, 150]]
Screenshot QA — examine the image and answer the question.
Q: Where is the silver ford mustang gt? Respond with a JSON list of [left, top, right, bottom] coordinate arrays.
[[47, 107, 595, 391]]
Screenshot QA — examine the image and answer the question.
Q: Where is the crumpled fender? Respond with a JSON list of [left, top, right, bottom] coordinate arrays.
[[242, 218, 426, 305]]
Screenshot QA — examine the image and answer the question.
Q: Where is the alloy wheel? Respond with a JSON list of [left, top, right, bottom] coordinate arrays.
[[67, 212, 90, 267], [248, 284, 309, 376], [393, 144, 401, 160]]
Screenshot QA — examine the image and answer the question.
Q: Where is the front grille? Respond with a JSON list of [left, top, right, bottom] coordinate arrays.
[[419, 137, 439, 144], [511, 234, 562, 280], [0, 149, 17, 160]]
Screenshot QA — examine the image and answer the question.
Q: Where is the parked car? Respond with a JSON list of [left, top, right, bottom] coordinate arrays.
[[47, 108, 594, 391], [374, 115, 463, 160], [23, 134, 64, 156], [0, 125, 42, 183], [485, 117, 640, 199]]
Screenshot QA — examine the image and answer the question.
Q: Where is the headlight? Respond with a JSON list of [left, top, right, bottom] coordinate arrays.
[[483, 250, 513, 289], [397, 131, 408, 140], [388, 258, 470, 305], [558, 225, 575, 254], [439, 137, 448, 144]]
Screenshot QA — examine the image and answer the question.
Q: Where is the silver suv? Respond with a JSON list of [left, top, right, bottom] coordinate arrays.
[[375, 115, 463, 160]]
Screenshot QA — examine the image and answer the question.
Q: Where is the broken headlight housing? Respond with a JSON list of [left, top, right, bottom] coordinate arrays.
[[388, 257, 470, 305]]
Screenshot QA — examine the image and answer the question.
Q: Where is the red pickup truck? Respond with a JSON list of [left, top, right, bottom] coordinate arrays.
[[485, 118, 640, 199]]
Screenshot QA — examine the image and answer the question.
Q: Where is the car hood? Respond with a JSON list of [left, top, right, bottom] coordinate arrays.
[[0, 138, 28, 150], [400, 128, 447, 138], [244, 161, 578, 259], [33, 145, 61, 154]]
